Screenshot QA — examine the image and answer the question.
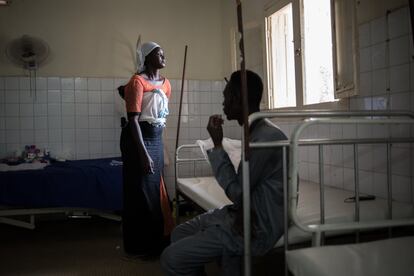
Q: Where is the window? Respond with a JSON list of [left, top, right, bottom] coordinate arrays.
[[265, 0, 357, 109]]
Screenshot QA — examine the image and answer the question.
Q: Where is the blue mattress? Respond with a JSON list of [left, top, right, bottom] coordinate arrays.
[[0, 158, 123, 211]]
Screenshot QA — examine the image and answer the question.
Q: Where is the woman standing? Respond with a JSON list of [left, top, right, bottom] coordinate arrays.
[[120, 42, 174, 257]]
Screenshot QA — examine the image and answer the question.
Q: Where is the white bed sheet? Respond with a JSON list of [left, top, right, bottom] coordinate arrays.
[[177, 177, 414, 247], [286, 236, 414, 276]]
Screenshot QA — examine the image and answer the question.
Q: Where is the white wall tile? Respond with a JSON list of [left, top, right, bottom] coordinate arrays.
[[89, 141, 102, 154], [75, 116, 89, 129], [75, 90, 88, 103], [372, 69, 388, 95], [87, 78, 100, 90], [392, 175, 411, 202], [359, 23, 371, 48], [373, 172, 388, 198], [20, 117, 34, 129], [308, 163, 319, 183], [34, 117, 48, 129], [0, 131, 6, 144], [102, 141, 117, 154], [18, 77, 31, 90], [19, 90, 34, 103], [101, 104, 114, 116], [370, 16, 386, 44], [359, 71, 372, 97], [101, 91, 114, 103], [342, 145, 355, 169], [35, 77, 47, 90], [6, 130, 20, 143], [102, 129, 115, 141], [299, 162, 309, 181], [61, 78, 75, 90], [62, 116, 75, 129], [61, 90, 75, 103], [390, 64, 410, 93], [5, 117, 19, 129], [89, 129, 102, 141], [75, 104, 88, 116], [331, 166, 344, 188], [188, 80, 199, 92], [388, 6, 409, 39], [75, 129, 89, 141], [331, 145, 343, 167], [5, 104, 19, 116], [371, 42, 386, 69], [76, 142, 89, 155], [358, 145, 373, 171], [88, 104, 101, 116], [34, 103, 48, 116], [20, 130, 35, 144], [61, 103, 75, 116], [392, 147, 410, 176], [35, 129, 48, 143], [89, 116, 102, 129], [48, 117, 61, 129], [372, 124, 390, 138], [390, 92, 410, 110], [101, 78, 114, 91], [48, 103, 61, 116], [47, 77, 61, 90], [5, 77, 19, 90], [389, 36, 410, 66], [5, 90, 19, 103], [49, 129, 62, 142], [199, 80, 212, 91], [359, 47, 372, 72], [391, 123, 410, 138], [88, 91, 101, 103], [359, 170, 373, 194], [47, 90, 61, 103], [34, 90, 47, 103], [75, 77, 87, 90], [102, 116, 115, 128]]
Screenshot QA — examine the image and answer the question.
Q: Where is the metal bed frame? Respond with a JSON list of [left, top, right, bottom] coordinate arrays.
[[248, 110, 414, 275], [0, 207, 121, 229], [174, 110, 414, 274]]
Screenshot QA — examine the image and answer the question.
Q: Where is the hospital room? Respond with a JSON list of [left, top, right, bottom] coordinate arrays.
[[0, 0, 413, 275]]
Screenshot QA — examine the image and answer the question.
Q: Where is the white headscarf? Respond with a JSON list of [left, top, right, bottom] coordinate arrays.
[[137, 41, 161, 73]]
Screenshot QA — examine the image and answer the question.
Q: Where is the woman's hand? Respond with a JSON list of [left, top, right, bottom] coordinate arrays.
[[207, 114, 224, 148], [141, 153, 154, 175]]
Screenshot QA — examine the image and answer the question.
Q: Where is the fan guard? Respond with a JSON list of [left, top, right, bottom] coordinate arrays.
[[6, 35, 49, 70]]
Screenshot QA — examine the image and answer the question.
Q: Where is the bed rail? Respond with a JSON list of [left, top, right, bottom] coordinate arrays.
[[248, 110, 414, 275], [288, 117, 414, 246], [174, 143, 211, 222]]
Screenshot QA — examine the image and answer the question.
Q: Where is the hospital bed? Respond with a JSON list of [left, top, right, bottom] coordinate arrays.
[[0, 157, 122, 229], [175, 110, 414, 274]]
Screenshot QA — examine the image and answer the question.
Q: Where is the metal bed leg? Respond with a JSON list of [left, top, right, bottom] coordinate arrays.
[[318, 145, 325, 245], [387, 143, 393, 238], [283, 146, 289, 276], [0, 215, 36, 229], [353, 144, 360, 243]]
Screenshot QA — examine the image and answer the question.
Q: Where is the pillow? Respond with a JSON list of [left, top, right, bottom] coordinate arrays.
[[196, 138, 241, 171]]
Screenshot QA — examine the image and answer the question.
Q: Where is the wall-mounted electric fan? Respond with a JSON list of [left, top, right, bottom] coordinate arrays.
[[5, 35, 50, 98]]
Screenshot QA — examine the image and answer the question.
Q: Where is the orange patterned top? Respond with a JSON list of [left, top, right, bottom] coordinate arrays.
[[124, 74, 171, 113]]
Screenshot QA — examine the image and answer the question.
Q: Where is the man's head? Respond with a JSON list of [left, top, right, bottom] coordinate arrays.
[[222, 70, 263, 125]]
